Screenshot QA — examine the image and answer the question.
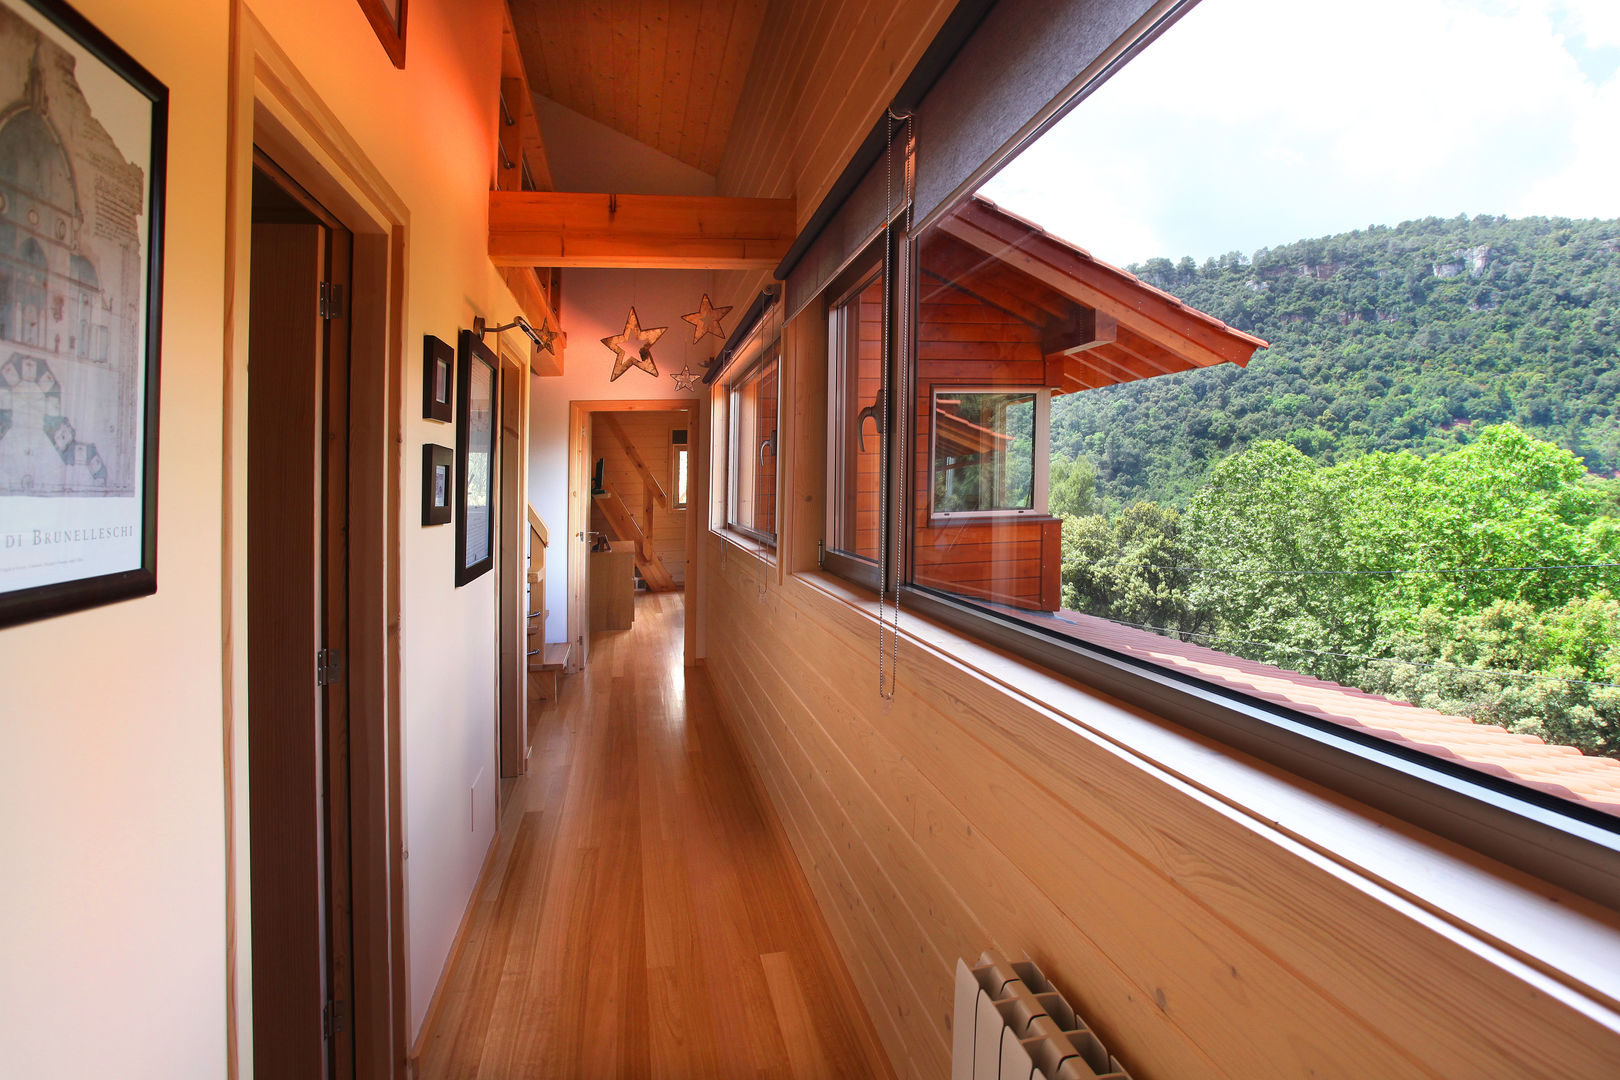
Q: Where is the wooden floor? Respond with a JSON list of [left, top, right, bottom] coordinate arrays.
[[415, 591, 896, 1079]]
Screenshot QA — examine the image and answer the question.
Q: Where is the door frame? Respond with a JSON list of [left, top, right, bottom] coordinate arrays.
[[225, 13, 411, 1078], [496, 340, 529, 779], [566, 400, 699, 673]]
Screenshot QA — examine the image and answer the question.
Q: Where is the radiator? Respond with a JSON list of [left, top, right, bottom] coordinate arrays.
[[952, 951, 1132, 1080]]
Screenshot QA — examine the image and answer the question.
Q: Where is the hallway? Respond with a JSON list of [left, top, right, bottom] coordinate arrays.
[[415, 592, 895, 1079]]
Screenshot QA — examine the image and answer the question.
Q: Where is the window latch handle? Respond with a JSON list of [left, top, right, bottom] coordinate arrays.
[[856, 388, 886, 453], [758, 432, 776, 467]]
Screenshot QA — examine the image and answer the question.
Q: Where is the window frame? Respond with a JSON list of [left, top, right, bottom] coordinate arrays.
[[821, 235, 900, 593], [926, 385, 1050, 522], [786, 0, 1620, 916], [670, 429, 689, 510], [888, 211, 1620, 910], [722, 338, 780, 548]]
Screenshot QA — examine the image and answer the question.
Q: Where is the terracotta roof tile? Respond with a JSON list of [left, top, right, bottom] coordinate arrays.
[[1041, 608, 1620, 816]]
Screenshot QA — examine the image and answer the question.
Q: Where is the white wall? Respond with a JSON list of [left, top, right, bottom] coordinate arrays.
[[528, 268, 715, 647], [0, 1, 230, 1076], [525, 98, 725, 648], [0, 0, 533, 1071], [534, 95, 717, 195], [243, 0, 517, 1038]]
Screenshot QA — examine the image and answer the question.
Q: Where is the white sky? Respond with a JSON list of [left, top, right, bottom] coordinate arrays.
[[978, 0, 1620, 267]]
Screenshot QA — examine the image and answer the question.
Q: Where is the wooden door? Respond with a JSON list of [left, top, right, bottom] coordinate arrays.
[[248, 175, 355, 1080]]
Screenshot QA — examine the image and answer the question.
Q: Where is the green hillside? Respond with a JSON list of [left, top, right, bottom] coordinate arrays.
[[1052, 214, 1620, 509]]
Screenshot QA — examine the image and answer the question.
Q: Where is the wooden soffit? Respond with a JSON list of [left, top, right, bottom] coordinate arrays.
[[488, 191, 796, 269], [510, 0, 769, 174]]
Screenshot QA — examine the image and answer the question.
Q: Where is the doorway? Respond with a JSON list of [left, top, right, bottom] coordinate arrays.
[[566, 400, 697, 673], [246, 152, 355, 1080]]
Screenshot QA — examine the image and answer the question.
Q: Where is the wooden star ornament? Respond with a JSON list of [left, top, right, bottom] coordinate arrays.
[[681, 293, 732, 344], [669, 364, 699, 392], [533, 321, 559, 356], [601, 306, 666, 380]]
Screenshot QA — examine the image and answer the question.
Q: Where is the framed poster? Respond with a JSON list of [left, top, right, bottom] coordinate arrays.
[[0, 0, 167, 629], [356, 0, 407, 68], [454, 329, 497, 587]]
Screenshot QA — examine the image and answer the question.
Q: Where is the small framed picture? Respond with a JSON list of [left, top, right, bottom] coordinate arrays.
[[423, 335, 453, 422], [422, 444, 452, 526], [355, 0, 407, 68]]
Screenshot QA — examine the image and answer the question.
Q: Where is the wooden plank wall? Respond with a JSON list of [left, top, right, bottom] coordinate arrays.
[[590, 410, 688, 585], [709, 0, 959, 308], [698, 304, 1620, 1080]]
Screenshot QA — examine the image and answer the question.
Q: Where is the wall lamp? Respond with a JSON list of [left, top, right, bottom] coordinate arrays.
[[471, 313, 557, 354]]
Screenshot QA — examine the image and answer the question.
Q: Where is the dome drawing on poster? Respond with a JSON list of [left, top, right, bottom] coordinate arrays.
[[0, 8, 147, 499]]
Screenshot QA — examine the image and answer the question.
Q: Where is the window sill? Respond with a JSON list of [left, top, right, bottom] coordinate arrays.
[[710, 525, 777, 564], [785, 567, 1620, 1014]]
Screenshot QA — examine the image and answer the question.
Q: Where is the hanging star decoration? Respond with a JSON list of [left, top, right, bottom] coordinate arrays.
[[669, 363, 700, 392], [680, 293, 732, 344], [600, 306, 666, 380], [533, 319, 559, 356]]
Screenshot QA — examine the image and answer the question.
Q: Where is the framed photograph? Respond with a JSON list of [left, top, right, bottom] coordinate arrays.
[[421, 443, 451, 526], [0, 0, 168, 629], [356, 0, 407, 68], [454, 329, 497, 586], [422, 334, 452, 422]]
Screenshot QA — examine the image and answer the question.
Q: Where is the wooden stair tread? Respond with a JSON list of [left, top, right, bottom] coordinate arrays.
[[528, 641, 570, 671]]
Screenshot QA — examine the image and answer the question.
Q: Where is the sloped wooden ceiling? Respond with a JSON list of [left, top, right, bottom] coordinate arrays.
[[511, 0, 770, 176]]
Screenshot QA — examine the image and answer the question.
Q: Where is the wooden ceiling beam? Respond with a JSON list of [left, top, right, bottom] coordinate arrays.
[[488, 191, 797, 269], [1041, 305, 1117, 357]]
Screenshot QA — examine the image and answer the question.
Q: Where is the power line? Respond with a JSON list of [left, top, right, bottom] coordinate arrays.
[[1091, 615, 1620, 691]]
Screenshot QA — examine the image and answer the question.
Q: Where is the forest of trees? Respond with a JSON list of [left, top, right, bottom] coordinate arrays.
[[1049, 215, 1620, 758]]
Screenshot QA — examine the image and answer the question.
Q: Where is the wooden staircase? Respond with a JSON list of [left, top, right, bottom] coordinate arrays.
[[592, 484, 678, 591], [595, 414, 680, 592], [526, 506, 570, 699]]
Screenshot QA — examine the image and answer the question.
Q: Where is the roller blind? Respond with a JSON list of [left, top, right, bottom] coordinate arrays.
[[778, 0, 1190, 319]]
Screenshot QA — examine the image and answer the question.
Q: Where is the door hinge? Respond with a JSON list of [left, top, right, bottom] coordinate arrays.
[[322, 999, 347, 1039], [318, 281, 345, 320], [316, 648, 342, 686]]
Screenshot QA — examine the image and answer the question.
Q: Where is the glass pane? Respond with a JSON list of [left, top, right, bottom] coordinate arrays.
[[932, 391, 1036, 514], [726, 345, 779, 540], [676, 448, 689, 508], [830, 272, 884, 560], [908, 0, 1620, 815]]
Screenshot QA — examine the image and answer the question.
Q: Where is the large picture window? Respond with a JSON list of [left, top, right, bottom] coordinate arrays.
[[845, 0, 1620, 874]]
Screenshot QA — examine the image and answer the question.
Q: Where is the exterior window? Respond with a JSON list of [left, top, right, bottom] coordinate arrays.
[[725, 343, 779, 544], [671, 428, 689, 509], [827, 264, 884, 563], [894, 0, 1620, 833], [930, 388, 1049, 518]]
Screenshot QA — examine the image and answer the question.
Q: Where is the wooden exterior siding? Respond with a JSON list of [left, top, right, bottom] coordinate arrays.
[[910, 279, 1061, 611], [590, 411, 689, 586]]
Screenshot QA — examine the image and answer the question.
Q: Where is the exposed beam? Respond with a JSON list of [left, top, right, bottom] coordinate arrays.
[[1042, 306, 1116, 358], [499, 266, 566, 376], [489, 192, 797, 269]]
